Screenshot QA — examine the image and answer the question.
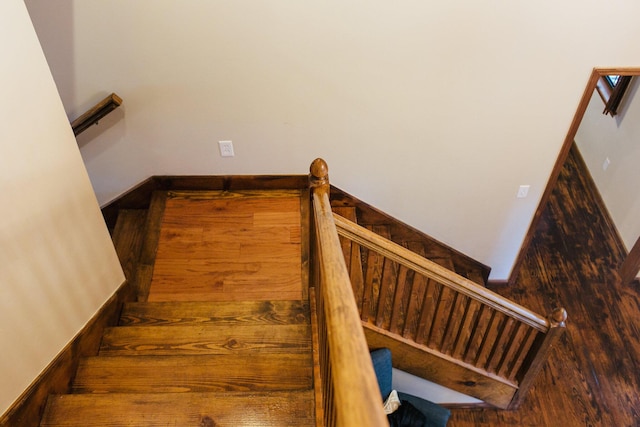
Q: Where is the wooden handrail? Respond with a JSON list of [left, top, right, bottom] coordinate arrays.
[[332, 210, 567, 408], [333, 214, 550, 332], [71, 93, 122, 136], [309, 159, 388, 427]]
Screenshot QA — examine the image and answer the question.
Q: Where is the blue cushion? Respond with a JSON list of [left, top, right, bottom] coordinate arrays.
[[370, 348, 393, 400]]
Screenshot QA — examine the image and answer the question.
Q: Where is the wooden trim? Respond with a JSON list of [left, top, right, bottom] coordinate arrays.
[[334, 214, 549, 331], [620, 237, 640, 285], [0, 280, 131, 426], [300, 187, 311, 302], [309, 289, 325, 427], [330, 186, 491, 283], [71, 93, 122, 136], [509, 67, 640, 286], [509, 308, 567, 409], [309, 159, 388, 427], [363, 325, 517, 409]]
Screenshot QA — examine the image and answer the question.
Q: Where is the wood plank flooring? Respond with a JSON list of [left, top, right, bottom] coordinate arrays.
[[448, 144, 640, 426], [149, 190, 303, 301]]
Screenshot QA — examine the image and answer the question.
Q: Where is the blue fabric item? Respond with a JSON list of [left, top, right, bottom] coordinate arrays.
[[397, 392, 451, 427], [370, 348, 393, 400], [370, 348, 451, 427]]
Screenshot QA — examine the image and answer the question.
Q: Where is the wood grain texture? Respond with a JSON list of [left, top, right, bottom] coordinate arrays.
[[72, 353, 312, 393], [364, 324, 517, 409], [41, 391, 315, 426], [448, 143, 640, 425], [148, 191, 303, 301], [135, 191, 167, 301], [110, 209, 147, 284], [309, 162, 389, 427], [100, 324, 311, 355], [0, 281, 130, 427], [119, 300, 310, 326]]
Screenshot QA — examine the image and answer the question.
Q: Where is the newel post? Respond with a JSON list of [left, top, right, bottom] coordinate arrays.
[[309, 158, 330, 289], [309, 158, 329, 193], [510, 307, 567, 409]]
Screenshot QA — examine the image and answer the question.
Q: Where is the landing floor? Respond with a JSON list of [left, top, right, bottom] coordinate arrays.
[[149, 190, 305, 301], [449, 144, 640, 426]]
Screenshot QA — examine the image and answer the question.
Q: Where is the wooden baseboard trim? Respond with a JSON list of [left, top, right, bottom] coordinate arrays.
[[0, 280, 133, 426]]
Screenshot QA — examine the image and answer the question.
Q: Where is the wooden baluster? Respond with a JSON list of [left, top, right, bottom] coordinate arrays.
[[509, 308, 567, 409]]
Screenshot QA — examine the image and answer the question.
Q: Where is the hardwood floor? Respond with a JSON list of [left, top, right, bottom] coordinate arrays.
[[448, 144, 640, 426], [149, 190, 303, 301]]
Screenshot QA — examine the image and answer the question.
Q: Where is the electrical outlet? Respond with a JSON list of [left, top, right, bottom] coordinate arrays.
[[219, 141, 234, 157], [602, 157, 610, 171], [517, 185, 530, 199]]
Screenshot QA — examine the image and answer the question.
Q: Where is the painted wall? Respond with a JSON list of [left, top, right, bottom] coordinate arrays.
[[24, 1, 640, 280], [576, 79, 640, 254], [0, 1, 124, 415]]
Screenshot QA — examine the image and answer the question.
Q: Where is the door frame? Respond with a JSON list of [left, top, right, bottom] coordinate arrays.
[[508, 67, 640, 286]]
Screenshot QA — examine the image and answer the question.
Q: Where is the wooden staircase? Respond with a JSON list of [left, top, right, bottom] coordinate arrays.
[[41, 300, 314, 426], [20, 171, 563, 426], [40, 189, 316, 426]]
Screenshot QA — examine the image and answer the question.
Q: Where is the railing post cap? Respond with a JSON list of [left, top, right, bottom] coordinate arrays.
[[550, 307, 567, 326], [310, 158, 329, 180]]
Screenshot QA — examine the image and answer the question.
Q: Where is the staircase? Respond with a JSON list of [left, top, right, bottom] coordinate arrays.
[[40, 189, 316, 426], [41, 300, 314, 426], [25, 170, 563, 425]]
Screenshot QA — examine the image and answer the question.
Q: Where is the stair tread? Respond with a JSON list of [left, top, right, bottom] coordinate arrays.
[[100, 323, 311, 355], [111, 209, 147, 283], [41, 390, 315, 426], [119, 300, 309, 326], [73, 353, 313, 393]]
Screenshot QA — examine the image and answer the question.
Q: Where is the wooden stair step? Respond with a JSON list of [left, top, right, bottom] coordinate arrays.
[[100, 324, 311, 355], [111, 209, 148, 283], [40, 390, 315, 426], [72, 354, 312, 393], [135, 191, 168, 302], [119, 300, 310, 326]]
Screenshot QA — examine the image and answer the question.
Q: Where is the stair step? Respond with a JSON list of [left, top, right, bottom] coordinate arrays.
[[119, 300, 310, 326], [72, 354, 313, 393], [135, 191, 168, 301], [100, 324, 311, 355], [40, 390, 315, 426], [111, 209, 147, 283]]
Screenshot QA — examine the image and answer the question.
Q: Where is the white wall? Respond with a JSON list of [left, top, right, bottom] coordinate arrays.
[[24, 1, 640, 280], [0, 1, 124, 415], [576, 79, 640, 253]]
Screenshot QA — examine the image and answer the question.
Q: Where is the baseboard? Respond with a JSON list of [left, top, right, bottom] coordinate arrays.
[[0, 280, 133, 426]]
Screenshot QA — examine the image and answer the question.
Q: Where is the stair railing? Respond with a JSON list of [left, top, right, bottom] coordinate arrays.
[[309, 159, 388, 427], [333, 213, 567, 409], [71, 93, 122, 136]]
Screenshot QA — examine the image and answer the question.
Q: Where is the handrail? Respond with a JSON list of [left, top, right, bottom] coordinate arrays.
[[309, 159, 388, 427], [333, 214, 550, 332], [71, 93, 123, 136], [332, 210, 567, 408]]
